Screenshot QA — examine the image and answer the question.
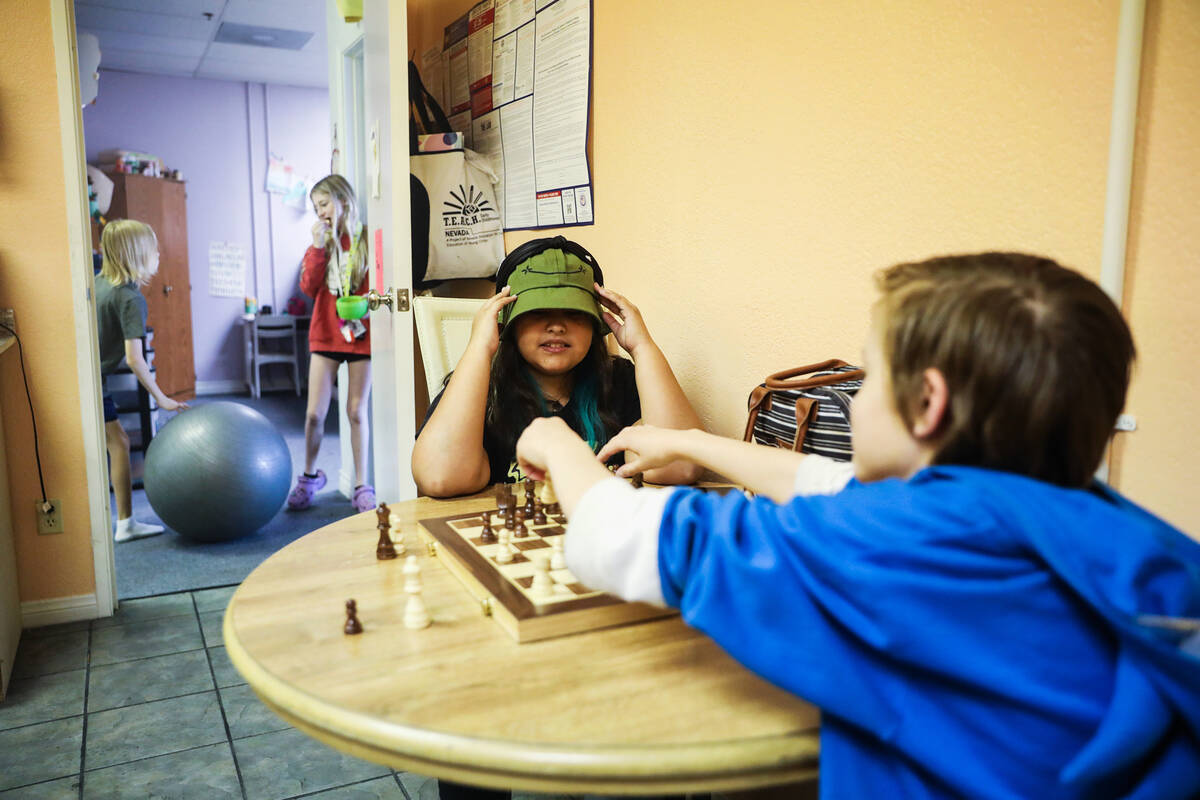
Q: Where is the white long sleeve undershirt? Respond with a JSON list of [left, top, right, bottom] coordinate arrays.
[[565, 456, 856, 607]]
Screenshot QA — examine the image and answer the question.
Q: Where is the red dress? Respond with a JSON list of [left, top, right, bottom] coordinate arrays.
[[300, 232, 371, 355]]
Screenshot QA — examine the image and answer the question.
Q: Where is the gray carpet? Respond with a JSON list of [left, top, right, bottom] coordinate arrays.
[[114, 392, 362, 599]]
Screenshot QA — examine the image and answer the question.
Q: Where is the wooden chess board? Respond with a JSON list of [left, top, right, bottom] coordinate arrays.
[[416, 506, 676, 643]]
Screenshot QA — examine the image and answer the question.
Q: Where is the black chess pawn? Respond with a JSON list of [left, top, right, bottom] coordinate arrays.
[[523, 480, 536, 513], [376, 526, 397, 560], [533, 504, 547, 525], [630, 472, 645, 489], [344, 599, 363, 635], [480, 510, 497, 543], [513, 508, 528, 538]]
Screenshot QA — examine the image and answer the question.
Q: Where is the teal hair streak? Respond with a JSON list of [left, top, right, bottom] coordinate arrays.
[[521, 363, 603, 452]]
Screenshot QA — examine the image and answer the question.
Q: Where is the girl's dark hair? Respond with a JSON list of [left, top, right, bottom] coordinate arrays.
[[485, 319, 621, 459]]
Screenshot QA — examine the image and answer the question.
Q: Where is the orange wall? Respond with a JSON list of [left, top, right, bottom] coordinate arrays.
[[410, 1, 1199, 534], [0, 4, 98, 601], [1111, 1, 1200, 532]]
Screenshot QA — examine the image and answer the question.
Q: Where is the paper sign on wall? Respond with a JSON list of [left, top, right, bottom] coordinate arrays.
[[209, 242, 247, 298], [374, 228, 384, 291]]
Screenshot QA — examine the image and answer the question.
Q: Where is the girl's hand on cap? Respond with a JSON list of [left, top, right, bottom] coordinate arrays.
[[596, 284, 652, 355], [467, 287, 518, 357]]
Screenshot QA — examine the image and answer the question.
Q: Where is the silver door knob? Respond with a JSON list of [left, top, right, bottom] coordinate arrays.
[[367, 288, 410, 312]]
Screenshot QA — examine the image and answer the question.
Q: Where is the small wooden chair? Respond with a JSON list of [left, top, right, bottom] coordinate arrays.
[[249, 314, 302, 398]]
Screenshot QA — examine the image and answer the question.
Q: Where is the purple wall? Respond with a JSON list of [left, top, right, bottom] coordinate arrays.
[[83, 70, 329, 389]]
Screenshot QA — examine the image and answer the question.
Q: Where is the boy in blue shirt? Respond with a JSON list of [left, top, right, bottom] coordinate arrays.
[[514, 252, 1200, 800]]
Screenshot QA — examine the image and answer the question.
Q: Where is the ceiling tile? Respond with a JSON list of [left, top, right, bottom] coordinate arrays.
[[84, 28, 209, 58], [75, 5, 216, 39], [93, 49, 203, 77], [76, 0, 224, 15]]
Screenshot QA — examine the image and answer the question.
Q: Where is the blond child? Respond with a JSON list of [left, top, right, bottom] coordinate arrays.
[[288, 175, 374, 512], [515, 252, 1200, 799], [95, 220, 188, 541]]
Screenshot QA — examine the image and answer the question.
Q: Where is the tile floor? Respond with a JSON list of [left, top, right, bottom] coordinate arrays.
[[0, 587, 450, 799]]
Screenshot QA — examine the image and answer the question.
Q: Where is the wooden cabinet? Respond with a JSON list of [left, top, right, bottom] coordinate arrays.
[[106, 173, 196, 401]]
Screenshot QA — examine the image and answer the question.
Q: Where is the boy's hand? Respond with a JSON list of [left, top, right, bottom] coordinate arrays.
[[597, 424, 691, 477], [466, 288, 518, 358], [596, 284, 653, 356], [515, 416, 578, 481]]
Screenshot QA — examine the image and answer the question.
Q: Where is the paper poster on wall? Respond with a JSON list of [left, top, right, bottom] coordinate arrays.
[[440, 0, 592, 230], [265, 154, 294, 194], [209, 242, 247, 298], [468, 1, 495, 118]]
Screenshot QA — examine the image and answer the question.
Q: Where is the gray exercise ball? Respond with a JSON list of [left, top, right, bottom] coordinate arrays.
[[144, 401, 292, 542]]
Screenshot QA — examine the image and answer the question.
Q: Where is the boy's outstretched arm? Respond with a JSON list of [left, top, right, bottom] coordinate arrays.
[[597, 425, 849, 503], [516, 416, 614, 516]]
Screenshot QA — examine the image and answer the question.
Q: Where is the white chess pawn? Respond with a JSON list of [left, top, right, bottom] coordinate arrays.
[[550, 536, 566, 571], [530, 554, 554, 598], [495, 529, 513, 564], [538, 477, 557, 507], [403, 555, 431, 629], [388, 512, 408, 555]]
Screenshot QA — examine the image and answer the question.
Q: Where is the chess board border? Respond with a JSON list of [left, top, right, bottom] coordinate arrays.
[[419, 512, 618, 620], [417, 510, 676, 642]]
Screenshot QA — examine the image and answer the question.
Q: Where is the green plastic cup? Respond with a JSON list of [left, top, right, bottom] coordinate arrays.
[[336, 295, 369, 320]]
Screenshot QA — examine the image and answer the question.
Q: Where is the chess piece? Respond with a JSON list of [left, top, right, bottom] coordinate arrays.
[[513, 509, 528, 538], [495, 529, 514, 564], [403, 556, 431, 629], [523, 479, 536, 514], [550, 536, 566, 570], [496, 486, 512, 513], [376, 502, 391, 528], [630, 472, 645, 489], [480, 510, 497, 543], [532, 503, 547, 525], [531, 554, 554, 598], [344, 599, 363, 634], [538, 476, 557, 507], [376, 524, 397, 560]]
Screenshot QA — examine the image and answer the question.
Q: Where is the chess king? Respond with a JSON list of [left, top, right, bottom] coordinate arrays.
[[411, 236, 704, 497]]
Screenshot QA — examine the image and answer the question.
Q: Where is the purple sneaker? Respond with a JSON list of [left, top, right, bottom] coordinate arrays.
[[352, 484, 376, 513], [287, 470, 326, 510]]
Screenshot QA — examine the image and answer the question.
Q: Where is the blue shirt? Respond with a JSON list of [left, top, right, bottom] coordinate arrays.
[[657, 467, 1200, 799]]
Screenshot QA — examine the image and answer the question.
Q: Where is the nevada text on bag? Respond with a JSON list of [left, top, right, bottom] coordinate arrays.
[[409, 60, 504, 289]]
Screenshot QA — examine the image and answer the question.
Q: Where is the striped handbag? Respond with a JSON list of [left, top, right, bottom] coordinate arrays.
[[742, 360, 865, 462]]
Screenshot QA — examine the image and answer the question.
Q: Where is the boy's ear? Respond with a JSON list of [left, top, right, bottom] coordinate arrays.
[[911, 367, 949, 440]]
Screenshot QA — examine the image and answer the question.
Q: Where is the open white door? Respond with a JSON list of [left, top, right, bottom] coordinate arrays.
[[326, 0, 417, 503]]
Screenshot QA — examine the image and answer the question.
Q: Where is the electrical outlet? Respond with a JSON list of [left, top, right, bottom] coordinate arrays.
[[0, 308, 14, 335], [36, 499, 64, 534]]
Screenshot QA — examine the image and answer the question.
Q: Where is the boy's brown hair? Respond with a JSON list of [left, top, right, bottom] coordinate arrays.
[[876, 252, 1135, 488]]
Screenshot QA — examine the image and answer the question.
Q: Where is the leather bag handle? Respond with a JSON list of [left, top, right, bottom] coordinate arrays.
[[765, 359, 864, 390]]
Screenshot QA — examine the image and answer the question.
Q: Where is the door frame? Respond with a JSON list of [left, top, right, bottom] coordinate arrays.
[[51, 0, 118, 619]]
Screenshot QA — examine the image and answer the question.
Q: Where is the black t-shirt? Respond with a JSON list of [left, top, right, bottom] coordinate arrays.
[[420, 356, 641, 485], [94, 277, 148, 375]]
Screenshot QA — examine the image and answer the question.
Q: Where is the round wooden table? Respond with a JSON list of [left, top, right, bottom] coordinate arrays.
[[223, 490, 820, 794]]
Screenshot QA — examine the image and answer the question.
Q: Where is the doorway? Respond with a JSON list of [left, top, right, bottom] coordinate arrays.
[[65, 0, 415, 599]]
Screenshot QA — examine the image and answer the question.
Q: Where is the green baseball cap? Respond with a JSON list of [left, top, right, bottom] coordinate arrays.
[[497, 242, 607, 332]]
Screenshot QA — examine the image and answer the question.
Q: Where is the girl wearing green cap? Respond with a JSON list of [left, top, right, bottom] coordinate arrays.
[[413, 237, 703, 497]]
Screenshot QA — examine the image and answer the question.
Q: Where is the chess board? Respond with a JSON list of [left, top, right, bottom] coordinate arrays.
[[416, 507, 676, 643]]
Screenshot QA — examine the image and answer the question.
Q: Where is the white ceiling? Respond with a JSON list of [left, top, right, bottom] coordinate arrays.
[[75, 0, 330, 89]]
